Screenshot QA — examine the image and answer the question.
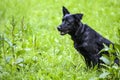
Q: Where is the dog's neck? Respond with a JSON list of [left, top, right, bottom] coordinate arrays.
[[75, 23, 84, 36], [69, 22, 85, 41]]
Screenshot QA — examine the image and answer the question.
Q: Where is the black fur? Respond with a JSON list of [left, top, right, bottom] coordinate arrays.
[[57, 6, 119, 68]]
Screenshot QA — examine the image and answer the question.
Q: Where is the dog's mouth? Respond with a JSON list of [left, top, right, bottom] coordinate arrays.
[[60, 31, 69, 35], [57, 26, 70, 35]]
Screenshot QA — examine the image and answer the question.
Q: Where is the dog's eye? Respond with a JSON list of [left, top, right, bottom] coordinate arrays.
[[65, 21, 72, 25], [62, 18, 71, 25], [66, 22, 70, 25], [67, 20, 71, 23], [66, 20, 72, 24]]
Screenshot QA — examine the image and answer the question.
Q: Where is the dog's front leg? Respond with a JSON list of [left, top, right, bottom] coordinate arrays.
[[90, 54, 99, 67], [84, 57, 92, 68]]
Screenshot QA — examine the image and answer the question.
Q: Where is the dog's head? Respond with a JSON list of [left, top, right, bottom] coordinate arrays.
[[57, 6, 83, 35]]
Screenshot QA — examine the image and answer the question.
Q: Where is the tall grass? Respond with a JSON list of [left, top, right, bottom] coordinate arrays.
[[0, 0, 120, 80]]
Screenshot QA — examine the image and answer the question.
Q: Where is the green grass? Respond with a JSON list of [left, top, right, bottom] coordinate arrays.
[[0, 0, 120, 80]]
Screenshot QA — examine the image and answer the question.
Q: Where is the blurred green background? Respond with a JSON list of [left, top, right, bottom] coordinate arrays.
[[0, 0, 120, 80]]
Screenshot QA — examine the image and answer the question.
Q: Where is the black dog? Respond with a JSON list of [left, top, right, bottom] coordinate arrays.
[[57, 6, 119, 68]]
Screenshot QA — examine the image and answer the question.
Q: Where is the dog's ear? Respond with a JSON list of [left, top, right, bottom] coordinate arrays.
[[62, 6, 70, 16], [73, 13, 83, 21]]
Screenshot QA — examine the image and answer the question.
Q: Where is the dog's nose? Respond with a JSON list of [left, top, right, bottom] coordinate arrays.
[[57, 26, 62, 31]]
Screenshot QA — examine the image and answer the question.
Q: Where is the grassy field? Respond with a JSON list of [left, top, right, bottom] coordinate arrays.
[[0, 0, 120, 80]]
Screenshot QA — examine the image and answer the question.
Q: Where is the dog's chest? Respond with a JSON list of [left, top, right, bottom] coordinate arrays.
[[74, 41, 90, 57], [74, 39, 84, 52], [74, 41, 82, 48]]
